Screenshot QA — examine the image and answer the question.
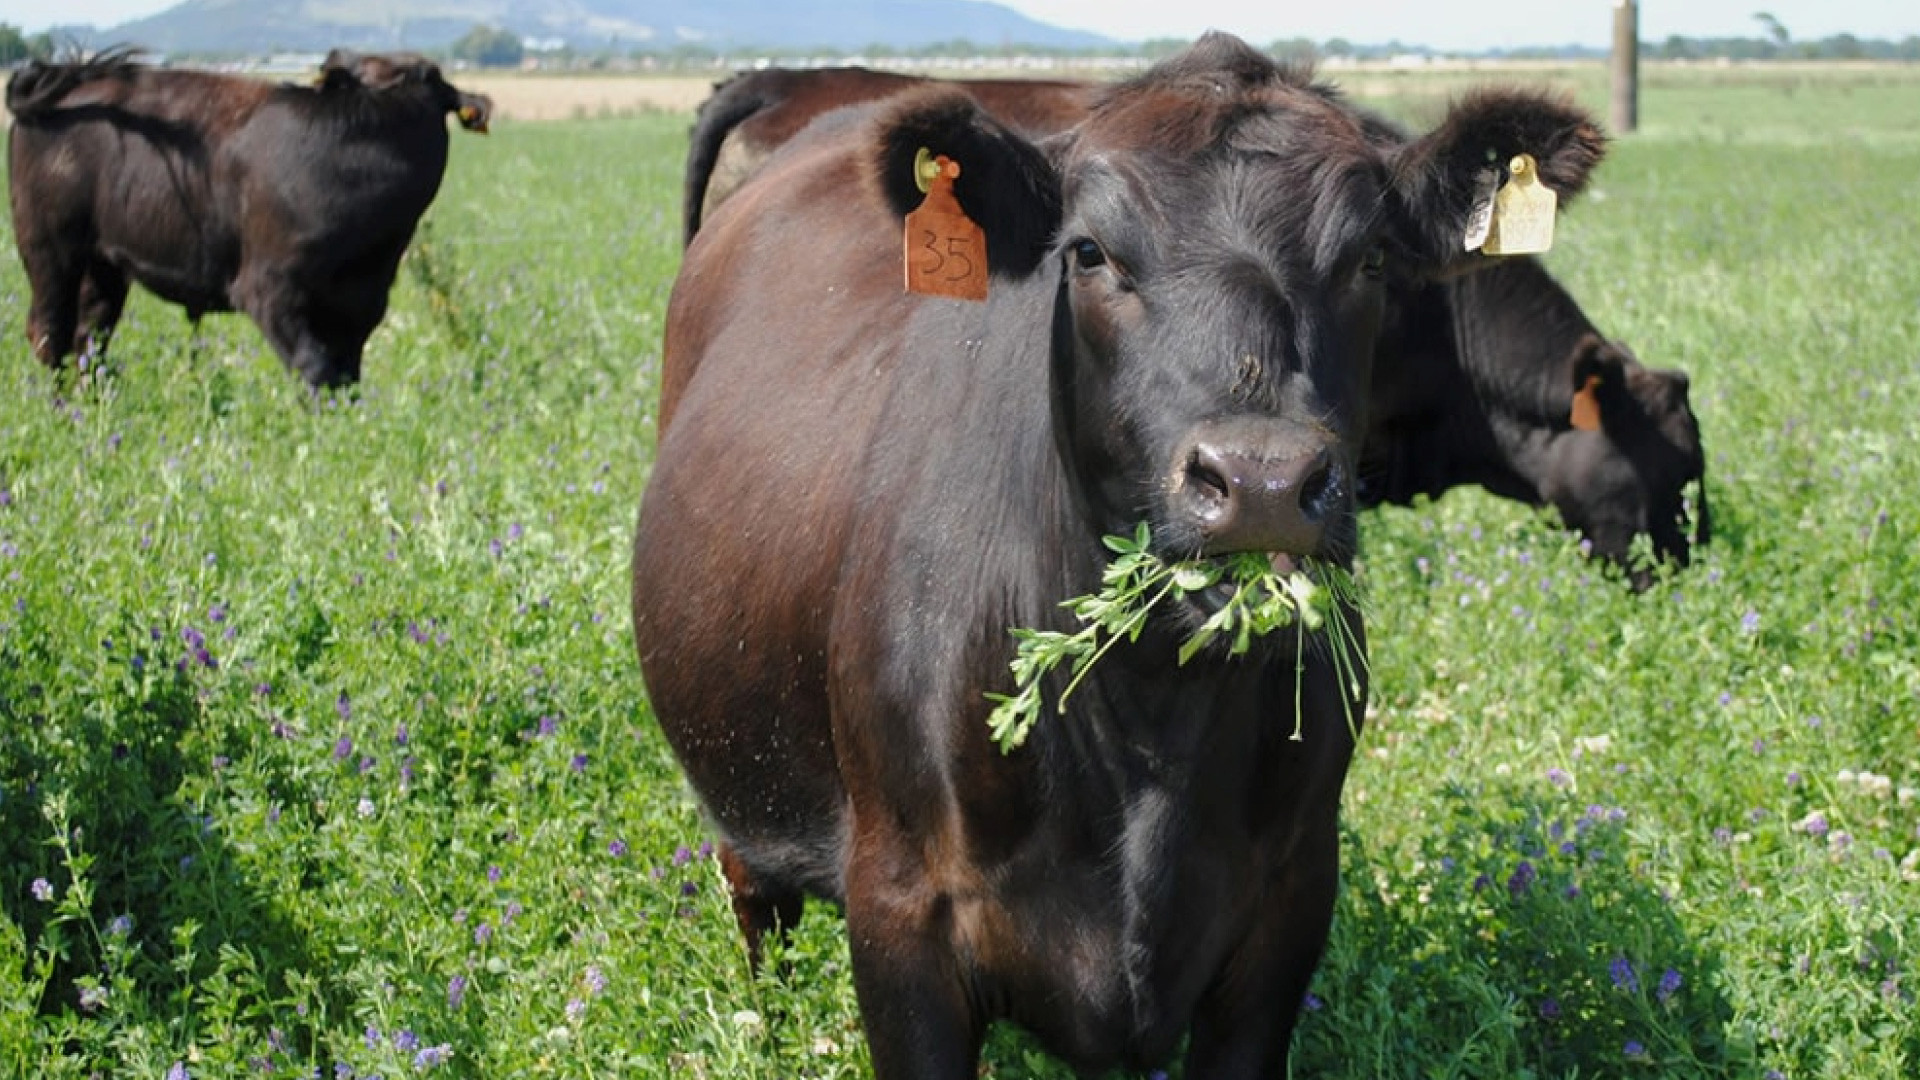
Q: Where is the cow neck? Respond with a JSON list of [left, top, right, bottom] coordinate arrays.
[[1449, 258, 1599, 431]]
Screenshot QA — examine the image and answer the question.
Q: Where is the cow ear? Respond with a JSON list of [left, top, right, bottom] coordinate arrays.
[[869, 87, 1062, 278], [1391, 88, 1607, 274], [317, 49, 360, 91], [1567, 334, 1623, 432]]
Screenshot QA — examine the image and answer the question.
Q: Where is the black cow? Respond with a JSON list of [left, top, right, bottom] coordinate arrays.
[[681, 65, 1708, 583], [632, 34, 1605, 1077], [6, 48, 490, 388]]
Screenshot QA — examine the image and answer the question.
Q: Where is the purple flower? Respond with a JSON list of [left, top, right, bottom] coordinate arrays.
[[1546, 767, 1571, 787], [1610, 956, 1640, 994], [1300, 991, 1324, 1012], [502, 900, 523, 925], [1624, 1039, 1647, 1059], [109, 914, 133, 935], [697, 840, 714, 859], [608, 839, 628, 858], [395, 722, 410, 747], [570, 753, 588, 773], [1657, 968, 1682, 1004], [166, 1064, 189, 1080], [474, 922, 493, 946], [447, 974, 467, 1009], [365, 1025, 383, 1049], [585, 965, 608, 996], [488, 538, 503, 558], [1507, 860, 1536, 898], [181, 626, 205, 650], [393, 1030, 419, 1052], [487, 865, 502, 884], [337, 692, 352, 721], [414, 1044, 452, 1070], [507, 523, 524, 541], [672, 845, 693, 868], [333, 735, 353, 761], [1538, 997, 1561, 1020], [30, 877, 53, 901], [1739, 610, 1761, 634], [680, 881, 699, 897], [565, 998, 587, 1024], [536, 715, 557, 737]]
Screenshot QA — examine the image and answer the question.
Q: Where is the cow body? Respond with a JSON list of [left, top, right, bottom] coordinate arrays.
[[6, 49, 490, 387], [633, 35, 1604, 1076], [682, 65, 1707, 582]]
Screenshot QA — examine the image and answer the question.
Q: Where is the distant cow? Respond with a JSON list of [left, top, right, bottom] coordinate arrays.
[[6, 48, 490, 388], [633, 34, 1604, 1076], [682, 65, 1708, 583]]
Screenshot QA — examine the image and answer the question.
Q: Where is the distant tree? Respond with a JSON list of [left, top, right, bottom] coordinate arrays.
[[452, 24, 524, 68], [1657, 34, 1696, 60], [1267, 37, 1317, 63], [0, 21, 50, 63], [1752, 12, 1790, 48]]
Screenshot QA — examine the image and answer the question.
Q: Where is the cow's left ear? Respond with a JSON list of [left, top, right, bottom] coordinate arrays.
[[1391, 88, 1607, 274], [869, 87, 1062, 278]]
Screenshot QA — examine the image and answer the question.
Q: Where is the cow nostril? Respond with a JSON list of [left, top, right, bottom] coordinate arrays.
[[1298, 457, 1335, 522], [1185, 453, 1232, 509]]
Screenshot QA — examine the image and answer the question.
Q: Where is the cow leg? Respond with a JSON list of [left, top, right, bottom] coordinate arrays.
[[236, 270, 340, 388], [22, 261, 82, 369], [1182, 819, 1342, 1078], [75, 262, 130, 362], [842, 843, 981, 1080], [717, 841, 804, 973]]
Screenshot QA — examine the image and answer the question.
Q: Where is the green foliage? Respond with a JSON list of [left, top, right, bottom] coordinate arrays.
[[986, 524, 1361, 751], [450, 24, 524, 68], [1, 71, 1917, 1079]]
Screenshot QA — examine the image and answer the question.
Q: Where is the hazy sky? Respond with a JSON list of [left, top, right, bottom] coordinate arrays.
[[1, 0, 1914, 50]]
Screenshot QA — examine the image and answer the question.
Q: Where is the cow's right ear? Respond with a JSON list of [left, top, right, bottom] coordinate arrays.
[[317, 49, 360, 91], [869, 87, 1062, 278], [1567, 334, 1626, 432]]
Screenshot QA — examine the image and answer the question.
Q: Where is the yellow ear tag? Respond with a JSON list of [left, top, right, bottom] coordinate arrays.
[[903, 148, 989, 303], [1483, 153, 1557, 256], [1570, 373, 1603, 431]]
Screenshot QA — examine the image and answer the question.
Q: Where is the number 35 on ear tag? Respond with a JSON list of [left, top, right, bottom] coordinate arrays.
[[904, 148, 989, 302]]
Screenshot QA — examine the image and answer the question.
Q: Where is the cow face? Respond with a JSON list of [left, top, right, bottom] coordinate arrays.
[[1545, 336, 1708, 586], [868, 35, 1603, 629]]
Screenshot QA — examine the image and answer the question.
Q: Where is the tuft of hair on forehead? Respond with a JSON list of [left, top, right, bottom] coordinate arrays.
[[1083, 32, 1353, 158]]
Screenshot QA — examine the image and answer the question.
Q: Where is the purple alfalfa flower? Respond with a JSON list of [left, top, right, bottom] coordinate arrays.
[[608, 838, 628, 858], [181, 625, 205, 650], [364, 1025, 383, 1049], [394, 722, 410, 747], [570, 753, 588, 773], [209, 603, 227, 624], [109, 914, 133, 936], [166, 1063, 189, 1080], [414, 1044, 452, 1070], [1657, 967, 1682, 1004], [1624, 1039, 1648, 1060], [473, 922, 492, 946], [565, 998, 587, 1024], [447, 974, 467, 1009], [1300, 991, 1324, 1012], [1610, 956, 1640, 994], [488, 538, 504, 559], [502, 900, 523, 926], [584, 965, 608, 996], [336, 691, 352, 721], [358, 755, 377, 775], [507, 522, 524, 542], [1538, 996, 1561, 1021], [1545, 767, 1571, 788], [1739, 609, 1761, 634], [486, 865, 502, 885], [535, 715, 557, 738], [1507, 860, 1537, 898], [400, 756, 416, 787], [393, 1030, 419, 1053], [671, 844, 693, 868], [333, 735, 353, 761], [679, 880, 699, 898], [30, 877, 53, 902]]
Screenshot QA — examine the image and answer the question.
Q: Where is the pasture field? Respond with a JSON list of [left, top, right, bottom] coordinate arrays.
[[1, 65, 1917, 1078]]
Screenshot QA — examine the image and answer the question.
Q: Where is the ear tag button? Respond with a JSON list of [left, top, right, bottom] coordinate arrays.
[[1484, 153, 1557, 256], [904, 148, 989, 302]]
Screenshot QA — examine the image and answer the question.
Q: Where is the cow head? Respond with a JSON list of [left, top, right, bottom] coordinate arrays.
[[868, 34, 1603, 632], [1544, 335, 1708, 586], [317, 49, 492, 133]]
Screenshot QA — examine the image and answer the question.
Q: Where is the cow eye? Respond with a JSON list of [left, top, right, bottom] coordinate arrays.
[[1360, 245, 1387, 279], [1071, 238, 1107, 271]]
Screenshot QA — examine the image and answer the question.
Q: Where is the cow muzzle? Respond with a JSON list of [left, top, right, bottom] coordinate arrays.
[[1170, 419, 1343, 559]]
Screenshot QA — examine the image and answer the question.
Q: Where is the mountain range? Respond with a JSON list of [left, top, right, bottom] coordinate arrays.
[[60, 0, 1113, 55]]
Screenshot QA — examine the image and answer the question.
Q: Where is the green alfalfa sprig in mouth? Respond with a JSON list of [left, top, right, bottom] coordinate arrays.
[[985, 523, 1365, 753]]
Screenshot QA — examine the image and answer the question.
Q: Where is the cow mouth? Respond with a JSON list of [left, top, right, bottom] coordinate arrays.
[[1179, 550, 1306, 619]]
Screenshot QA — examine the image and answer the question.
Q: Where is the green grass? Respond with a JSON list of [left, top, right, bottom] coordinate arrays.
[[2, 68, 1917, 1078]]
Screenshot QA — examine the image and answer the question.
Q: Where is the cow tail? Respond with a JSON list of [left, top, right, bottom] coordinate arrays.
[[5, 45, 145, 123], [681, 75, 776, 248]]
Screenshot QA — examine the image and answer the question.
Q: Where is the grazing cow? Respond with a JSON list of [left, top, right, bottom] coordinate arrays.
[[633, 34, 1604, 1076], [6, 48, 490, 388], [681, 65, 1708, 582], [1364, 255, 1708, 586]]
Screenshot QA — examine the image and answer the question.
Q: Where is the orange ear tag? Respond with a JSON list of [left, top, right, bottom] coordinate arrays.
[[903, 149, 989, 302], [1570, 373, 1603, 431]]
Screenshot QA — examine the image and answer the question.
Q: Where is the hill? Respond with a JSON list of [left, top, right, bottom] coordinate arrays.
[[70, 0, 1112, 55]]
